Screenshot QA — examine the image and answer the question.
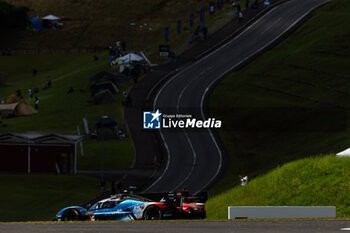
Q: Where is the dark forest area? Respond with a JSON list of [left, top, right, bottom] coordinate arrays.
[[0, 1, 28, 29]]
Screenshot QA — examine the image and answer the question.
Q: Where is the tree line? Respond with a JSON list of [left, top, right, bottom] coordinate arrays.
[[0, 1, 28, 29]]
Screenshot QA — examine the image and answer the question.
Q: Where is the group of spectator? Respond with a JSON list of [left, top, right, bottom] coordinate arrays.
[[15, 88, 40, 110], [231, 1, 244, 21], [108, 41, 126, 57], [14, 70, 53, 110], [232, 0, 270, 22]]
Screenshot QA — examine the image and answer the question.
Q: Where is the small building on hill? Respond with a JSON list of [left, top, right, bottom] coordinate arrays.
[[0, 133, 82, 174]]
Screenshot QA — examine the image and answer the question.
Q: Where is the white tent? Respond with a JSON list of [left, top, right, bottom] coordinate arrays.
[[336, 148, 350, 157], [42, 14, 60, 20], [118, 53, 144, 64]]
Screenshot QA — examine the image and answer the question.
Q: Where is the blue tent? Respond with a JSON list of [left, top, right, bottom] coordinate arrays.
[[96, 117, 117, 128], [29, 17, 43, 32]]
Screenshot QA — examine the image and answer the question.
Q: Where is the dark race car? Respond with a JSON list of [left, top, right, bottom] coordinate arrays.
[[55, 192, 207, 221]]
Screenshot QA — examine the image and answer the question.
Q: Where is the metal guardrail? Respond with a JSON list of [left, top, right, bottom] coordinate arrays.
[[228, 206, 336, 219]]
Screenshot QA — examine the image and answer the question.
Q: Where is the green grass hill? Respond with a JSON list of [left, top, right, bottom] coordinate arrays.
[[209, 0, 350, 196], [0, 174, 101, 221], [0, 52, 134, 170], [206, 155, 350, 219]]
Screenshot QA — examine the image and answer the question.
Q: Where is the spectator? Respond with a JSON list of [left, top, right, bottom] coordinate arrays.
[[231, 2, 236, 15], [122, 91, 128, 98], [115, 41, 122, 57], [32, 68, 38, 77], [238, 11, 243, 22], [16, 89, 22, 98], [108, 45, 115, 56], [264, 0, 270, 8], [117, 129, 126, 139], [246, 0, 250, 9], [110, 56, 116, 66], [67, 87, 74, 94], [47, 76, 52, 88], [28, 88, 33, 102], [240, 175, 248, 186], [237, 3, 241, 12], [203, 27, 208, 39], [34, 96, 39, 110], [123, 95, 132, 107]]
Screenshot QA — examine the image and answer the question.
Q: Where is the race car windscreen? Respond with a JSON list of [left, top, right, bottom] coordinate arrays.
[[89, 200, 120, 210]]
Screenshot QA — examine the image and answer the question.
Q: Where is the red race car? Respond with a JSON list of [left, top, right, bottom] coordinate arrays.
[[140, 191, 207, 219]]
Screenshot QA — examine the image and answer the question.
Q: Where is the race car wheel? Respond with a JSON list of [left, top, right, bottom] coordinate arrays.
[[143, 206, 162, 220], [62, 209, 80, 221], [199, 211, 206, 219]]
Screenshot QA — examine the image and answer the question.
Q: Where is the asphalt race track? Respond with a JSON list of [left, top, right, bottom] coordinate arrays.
[[1, 220, 350, 233], [144, 0, 332, 194]]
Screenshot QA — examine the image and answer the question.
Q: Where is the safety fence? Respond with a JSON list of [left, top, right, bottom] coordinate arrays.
[[1, 47, 106, 55]]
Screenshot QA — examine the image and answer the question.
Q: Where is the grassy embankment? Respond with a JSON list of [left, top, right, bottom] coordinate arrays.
[[207, 0, 350, 218], [0, 175, 101, 222], [0, 52, 133, 170], [207, 155, 350, 219]]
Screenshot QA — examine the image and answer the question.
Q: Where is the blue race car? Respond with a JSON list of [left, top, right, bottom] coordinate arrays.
[[55, 192, 207, 221], [56, 193, 168, 221]]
